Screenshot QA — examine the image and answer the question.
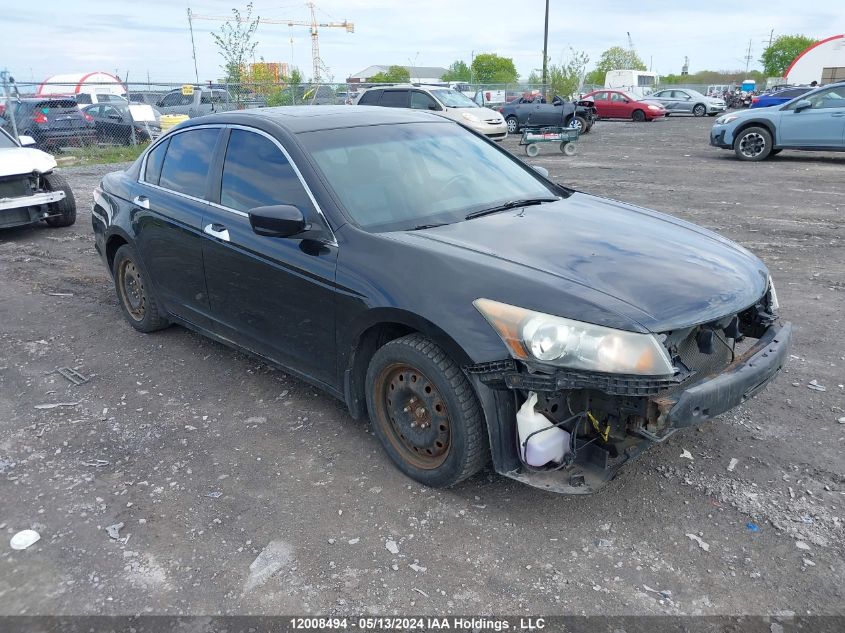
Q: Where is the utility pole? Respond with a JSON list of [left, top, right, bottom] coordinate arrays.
[[768, 29, 774, 48], [541, 0, 549, 97], [744, 39, 753, 74], [187, 8, 200, 84]]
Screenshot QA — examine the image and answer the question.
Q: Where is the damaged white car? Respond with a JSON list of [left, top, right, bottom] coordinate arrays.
[[0, 128, 76, 230]]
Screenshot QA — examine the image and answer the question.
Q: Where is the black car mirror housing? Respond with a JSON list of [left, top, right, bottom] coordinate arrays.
[[249, 205, 309, 238]]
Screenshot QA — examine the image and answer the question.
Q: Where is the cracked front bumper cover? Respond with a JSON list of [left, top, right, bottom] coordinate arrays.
[[655, 321, 791, 427]]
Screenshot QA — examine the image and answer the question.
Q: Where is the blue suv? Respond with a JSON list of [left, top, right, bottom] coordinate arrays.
[[710, 82, 845, 161]]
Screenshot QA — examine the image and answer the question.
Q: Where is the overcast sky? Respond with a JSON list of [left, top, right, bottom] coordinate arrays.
[[1, 0, 840, 86]]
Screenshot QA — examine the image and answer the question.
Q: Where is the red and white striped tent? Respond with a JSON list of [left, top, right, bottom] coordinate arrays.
[[37, 72, 126, 97]]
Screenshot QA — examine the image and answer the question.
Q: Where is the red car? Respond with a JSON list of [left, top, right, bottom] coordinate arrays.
[[581, 90, 666, 122]]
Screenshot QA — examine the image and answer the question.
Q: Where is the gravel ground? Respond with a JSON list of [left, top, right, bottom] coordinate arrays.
[[0, 115, 843, 617]]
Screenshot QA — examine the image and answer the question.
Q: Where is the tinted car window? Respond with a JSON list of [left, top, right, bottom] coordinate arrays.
[[410, 91, 437, 110], [159, 129, 219, 198], [220, 129, 313, 213], [144, 138, 170, 186], [379, 90, 409, 108], [357, 90, 382, 105]]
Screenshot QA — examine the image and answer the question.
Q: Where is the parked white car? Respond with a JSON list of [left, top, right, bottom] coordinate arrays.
[[0, 128, 76, 230], [355, 84, 508, 140]]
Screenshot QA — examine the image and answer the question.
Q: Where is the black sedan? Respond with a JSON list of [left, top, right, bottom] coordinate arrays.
[[81, 103, 161, 145], [499, 95, 597, 134], [92, 107, 790, 493]]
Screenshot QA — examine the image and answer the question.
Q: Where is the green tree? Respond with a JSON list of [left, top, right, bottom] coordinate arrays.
[[211, 2, 260, 86], [548, 49, 590, 99], [471, 53, 518, 84], [527, 70, 541, 85], [369, 65, 410, 83], [585, 46, 647, 85], [442, 60, 471, 82], [760, 35, 818, 77]]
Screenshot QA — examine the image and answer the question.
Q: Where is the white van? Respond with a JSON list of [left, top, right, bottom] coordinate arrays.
[[604, 70, 659, 98]]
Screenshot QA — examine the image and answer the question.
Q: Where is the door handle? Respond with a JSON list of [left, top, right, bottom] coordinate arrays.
[[203, 223, 230, 242], [132, 195, 149, 209]]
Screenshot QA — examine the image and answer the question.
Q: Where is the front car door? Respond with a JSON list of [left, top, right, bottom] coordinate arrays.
[[410, 90, 439, 112], [200, 126, 339, 386], [672, 90, 694, 113], [131, 127, 221, 329], [608, 91, 630, 118], [778, 86, 845, 147]]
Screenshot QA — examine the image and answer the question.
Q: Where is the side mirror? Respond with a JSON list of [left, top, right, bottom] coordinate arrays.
[[793, 99, 812, 112], [532, 165, 549, 178], [18, 135, 36, 147], [249, 204, 308, 238]]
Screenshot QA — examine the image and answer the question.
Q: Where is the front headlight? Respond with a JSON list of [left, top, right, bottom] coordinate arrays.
[[461, 112, 481, 123], [474, 298, 675, 376], [715, 114, 739, 125], [647, 105, 661, 111], [767, 276, 780, 311]]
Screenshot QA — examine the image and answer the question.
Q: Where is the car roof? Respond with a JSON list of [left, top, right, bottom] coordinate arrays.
[[185, 105, 451, 133]]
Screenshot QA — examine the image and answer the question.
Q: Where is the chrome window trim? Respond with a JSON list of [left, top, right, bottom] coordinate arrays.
[[138, 123, 336, 245]]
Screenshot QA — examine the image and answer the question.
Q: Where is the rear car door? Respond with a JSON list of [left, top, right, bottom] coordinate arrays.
[[131, 126, 221, 328], [778, 86, 845, 146], [591, 92, 611, 118], [201, 127, 339, 386]]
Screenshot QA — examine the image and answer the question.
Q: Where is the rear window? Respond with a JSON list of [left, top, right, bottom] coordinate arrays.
[[158, 128, 220, 198], [358, 90, 382, 105], [36, 99, 79, 111], [379, 90, 409, 108]]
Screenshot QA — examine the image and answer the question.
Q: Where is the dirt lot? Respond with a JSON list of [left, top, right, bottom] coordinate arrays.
[[1, 115, 843, 617]]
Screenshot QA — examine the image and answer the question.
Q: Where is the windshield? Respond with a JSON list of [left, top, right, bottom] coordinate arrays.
[[430, 89, 478, 108], [301, 122, 557, 232], [0, 128, 18, 149]]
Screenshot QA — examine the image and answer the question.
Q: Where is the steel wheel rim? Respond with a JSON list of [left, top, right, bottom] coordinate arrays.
[[118, 259, 146, 321], [740, 132, 765, 158], [569, 118, 583, 131], [374, 363, 451, 470], [507, 118, 517, 133], [694, 105, 705, 116]]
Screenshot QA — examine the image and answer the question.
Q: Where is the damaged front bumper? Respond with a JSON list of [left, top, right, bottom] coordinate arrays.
[[466, 320, 791, 494], [0, 190, 66, 229]]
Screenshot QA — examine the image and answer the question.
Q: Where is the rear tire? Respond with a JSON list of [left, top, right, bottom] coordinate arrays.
[[43, 173, 77, 227], [365, 334, 489, 488], [112, 244, 170, 332], [632, 109, 646, 122], [506, 116, 519, 134], [733, 126, 772, 161]]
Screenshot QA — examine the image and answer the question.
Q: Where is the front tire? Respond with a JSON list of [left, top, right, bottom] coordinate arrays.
[[632, 109, 645, 122], [734, 126, 772, 161], [506, 116, 519, 134], [112, 244, 170, 332], [365, 334, 488, 488], [692, 104, 706, 117], [43, 173, 77, 227]]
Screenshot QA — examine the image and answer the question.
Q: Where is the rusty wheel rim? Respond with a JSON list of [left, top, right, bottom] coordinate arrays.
[[118, 259, 146, 321], [374, 363, 451, 470]]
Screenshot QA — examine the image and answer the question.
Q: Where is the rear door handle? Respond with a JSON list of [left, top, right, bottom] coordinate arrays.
[[132, 195, 149, 209], [203, 223, 230, 242]]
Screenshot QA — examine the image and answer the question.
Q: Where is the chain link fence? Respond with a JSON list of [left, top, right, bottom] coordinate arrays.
[[1, 78, 554, 156]]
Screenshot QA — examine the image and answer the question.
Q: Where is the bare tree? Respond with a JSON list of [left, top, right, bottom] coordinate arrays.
[[211, 3, 260, 87]]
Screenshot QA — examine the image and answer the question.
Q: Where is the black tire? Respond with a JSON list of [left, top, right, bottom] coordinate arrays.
[[632, 109, 646, 122], [506, 116, 519, 134], [112, 244, 170, 332], [692, 103, 707, 117], [365, 334, 489, 488], [733, 126, 772, 161], [568, 114, 588, 134], [43, 173, 77, 227]]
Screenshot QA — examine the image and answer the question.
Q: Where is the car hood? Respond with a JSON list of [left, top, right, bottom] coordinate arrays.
[[0, 147, 57, 177], [406, 193, 768, 332], [442, 106, 503, 120]]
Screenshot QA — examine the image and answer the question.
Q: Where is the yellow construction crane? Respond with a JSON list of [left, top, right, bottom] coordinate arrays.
[[188, 2, 354, 83]]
